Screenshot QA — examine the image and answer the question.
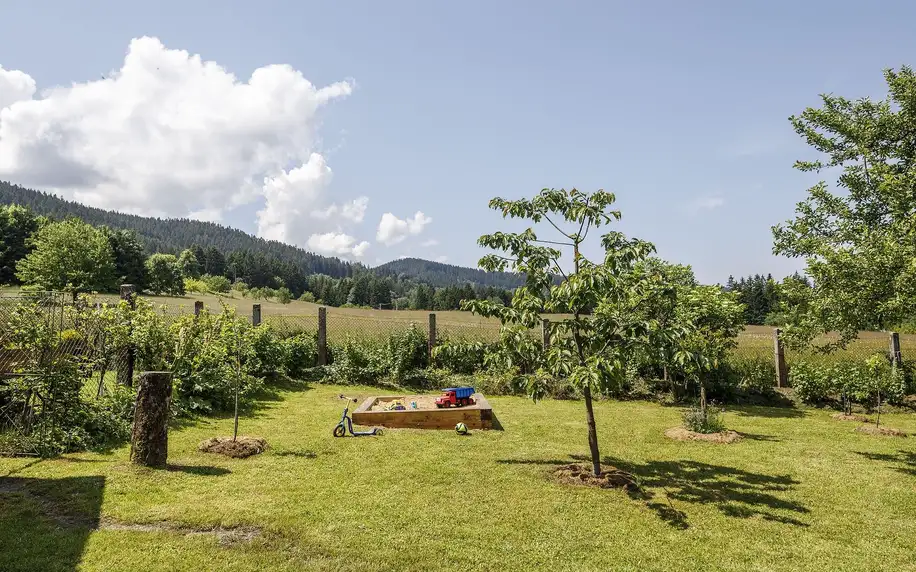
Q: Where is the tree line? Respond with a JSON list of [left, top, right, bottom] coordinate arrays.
[[0, 204, 512, 310]]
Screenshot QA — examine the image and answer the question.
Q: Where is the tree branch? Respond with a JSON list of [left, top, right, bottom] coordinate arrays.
[[543, 214, 573, 240], [533, 238, 575, 247]]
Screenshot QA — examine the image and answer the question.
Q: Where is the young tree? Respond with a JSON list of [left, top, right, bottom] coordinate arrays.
[[16, 218, 116, 294], [178, 248, 203, 279], [465, 188, 666, 476], [0, 204, 43, 285], [146, 254, 185, 295], [672, 286, 744, 424], [773, 66, 916, 343]]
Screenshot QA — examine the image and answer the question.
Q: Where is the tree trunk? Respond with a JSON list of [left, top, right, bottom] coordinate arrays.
[[700, 382, 708, 422], [582, 385, 602, 476], [130, 372, 172, 468]]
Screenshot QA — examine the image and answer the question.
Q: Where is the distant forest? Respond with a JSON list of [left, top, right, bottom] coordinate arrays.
[[0, 181, 519, 309]]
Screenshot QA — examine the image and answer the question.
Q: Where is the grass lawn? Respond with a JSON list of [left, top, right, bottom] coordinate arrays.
[[2, 384, 915, 571]]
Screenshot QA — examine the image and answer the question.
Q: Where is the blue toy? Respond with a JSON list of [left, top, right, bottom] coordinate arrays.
[[333, 395, 383, 437], [435, 386, 476, 408]]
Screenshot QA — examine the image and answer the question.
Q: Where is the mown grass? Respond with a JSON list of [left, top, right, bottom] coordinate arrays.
[[1, 384, 915, 572]]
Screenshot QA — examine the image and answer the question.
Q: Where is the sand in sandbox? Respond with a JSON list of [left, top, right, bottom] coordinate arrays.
[[370, 396, 442, 412]]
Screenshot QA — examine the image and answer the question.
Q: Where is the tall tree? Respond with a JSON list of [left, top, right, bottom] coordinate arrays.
[[16, 218, 117, 294], [178, 248, 202, 279], [773, 67, 916, 343], [102, 227, 148, 288], [146, 254, 185, 295], [204, 246, 226, 277], [0, 204, 42, 285], [465, 188, 666, 476]]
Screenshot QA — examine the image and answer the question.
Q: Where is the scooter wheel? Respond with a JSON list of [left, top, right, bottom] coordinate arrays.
[[333, 425, 346, 437]]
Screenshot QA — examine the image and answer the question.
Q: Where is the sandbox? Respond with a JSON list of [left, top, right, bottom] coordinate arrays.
[[351, 393, 493, 430]]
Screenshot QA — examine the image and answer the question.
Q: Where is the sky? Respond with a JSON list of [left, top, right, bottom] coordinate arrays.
[[0, 0, 912, 283]]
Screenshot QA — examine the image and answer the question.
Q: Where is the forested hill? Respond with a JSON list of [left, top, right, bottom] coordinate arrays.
[[0, 181, 356, 278], [374, 257, 526, 289]]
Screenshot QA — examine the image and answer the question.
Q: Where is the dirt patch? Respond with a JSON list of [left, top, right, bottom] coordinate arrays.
[[664, 427, 742, 444], [371, 395, 441, 412], [198, 436, 268, 458], [100, 518, 261, 546], [832, 413, 871, 422], [552, 463, 640, 491], [855, 425, 908, 438]]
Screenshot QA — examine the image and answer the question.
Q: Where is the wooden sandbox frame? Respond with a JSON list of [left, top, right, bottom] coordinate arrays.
[[351, 393, 493, 430]]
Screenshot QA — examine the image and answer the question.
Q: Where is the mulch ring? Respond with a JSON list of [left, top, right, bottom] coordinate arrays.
[[552, 464, 640, 491], [199, 436, 268, 458], [855, 425, 908, 438], [664, 427, 742, 444], [832, 413, 871, 422]]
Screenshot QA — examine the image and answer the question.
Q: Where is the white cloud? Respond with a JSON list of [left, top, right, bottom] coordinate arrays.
[[311, 196, 368, 223], [688, 196, 725, 214], [421, 239, 439, 247], [435, 255, 448, 263], [0, 36, 357, 240], [376, 211, 432, 246], [0, 65, 36, 110], [306, 232, 370, 257]]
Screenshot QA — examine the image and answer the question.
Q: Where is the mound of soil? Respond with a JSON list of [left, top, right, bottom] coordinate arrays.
[[664, 427, 742, 444], [198, 436, 268, 458], [552, 464, 639, 491], [832, 413, 871, 422], [855, 425, 908, 438]]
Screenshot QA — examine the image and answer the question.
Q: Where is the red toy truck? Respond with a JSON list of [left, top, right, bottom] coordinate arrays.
[[435, 386, 476, 408]]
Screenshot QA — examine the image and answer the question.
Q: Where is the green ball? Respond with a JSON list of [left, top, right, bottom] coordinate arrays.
[[455, 422, 469, 435]]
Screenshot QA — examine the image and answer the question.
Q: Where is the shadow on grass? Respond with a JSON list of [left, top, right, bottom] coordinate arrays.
[[498, 455, 809, 529], [0, 475, 105, 572], [271, 449, 318, 459], [166, 464, 231, 476], [736, 432, 781, 442], [855, 450, 916, 477], [729, 405, 806, 419]]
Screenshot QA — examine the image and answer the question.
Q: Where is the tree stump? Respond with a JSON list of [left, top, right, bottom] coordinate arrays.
[[130, 371, 173, 468]]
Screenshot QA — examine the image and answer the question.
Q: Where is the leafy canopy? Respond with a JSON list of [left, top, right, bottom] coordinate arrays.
[[16, 218, 116, 293], [773, 66, 916, 343]]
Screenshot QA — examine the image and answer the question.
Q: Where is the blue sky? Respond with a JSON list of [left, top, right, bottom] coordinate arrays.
[[0, 0, 911, 283]]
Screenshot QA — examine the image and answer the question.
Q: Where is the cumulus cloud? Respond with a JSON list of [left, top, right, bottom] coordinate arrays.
[[376, 211, 432, 246], [0, 65, 36, 110], [307, 232, 370, 257], [0, 36, 372, 250], [688, 196, 725, 214], [311, 196, 368, 223]]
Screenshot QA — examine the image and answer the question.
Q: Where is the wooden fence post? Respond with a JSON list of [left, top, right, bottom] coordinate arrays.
[[194, 300, 204, 317], [773, 328, 788, 388], [428, 313, 437, 358], [542, 318, 551, 351], [889, 332, 902, 367], [252, 304, 261, 326], [317, 307, 328, 366], [130, 371, 173, 468], [116, 284, 136, 387]]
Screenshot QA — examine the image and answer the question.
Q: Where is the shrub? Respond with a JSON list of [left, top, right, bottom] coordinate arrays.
[[283, 333, 318, 378], [298, 291, 316, 303], [246, 325, 285, 378], [202, 274, 231, 293], [327, 339, 386, 385], [184, 277, 208, 294], [789, 360, 833, 403], [682, 403, 726, 434], [276, 287, 293, 304], [169, 309, 263, 415], [433, 341, 488, 374], [384, 325, 429, 381]]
